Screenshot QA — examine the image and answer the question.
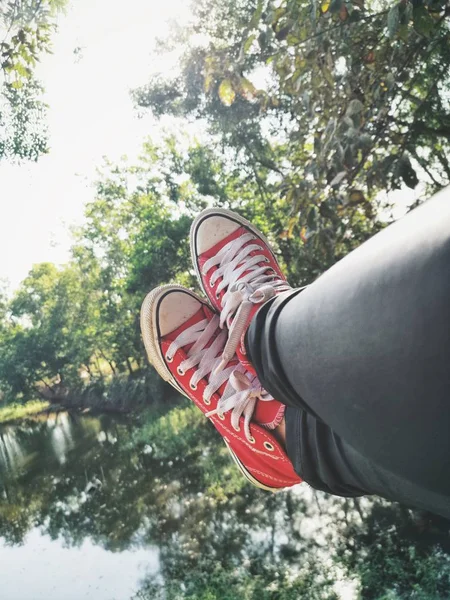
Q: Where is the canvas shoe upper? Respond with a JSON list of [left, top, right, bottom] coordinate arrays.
[[190, 210, 292, 369], [190, 208, 292, 429], [140, 285, 301, 492]]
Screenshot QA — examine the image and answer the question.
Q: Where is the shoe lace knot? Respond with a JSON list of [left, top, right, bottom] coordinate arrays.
[[202, 232, 291, 374], [206, 370, 272, 442]]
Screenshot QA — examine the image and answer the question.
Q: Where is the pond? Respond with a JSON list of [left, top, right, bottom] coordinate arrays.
[[0, 412, 161, 600], [0, 406, 449, 600]]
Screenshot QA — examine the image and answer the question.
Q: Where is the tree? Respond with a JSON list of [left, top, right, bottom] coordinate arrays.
[[0, 127, 388, 403], [2, 262, 96, 400], [133, 0, 450, 269], [0, 0, 66, 160]]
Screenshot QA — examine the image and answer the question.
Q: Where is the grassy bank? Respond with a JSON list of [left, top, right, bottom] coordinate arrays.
[[0, 400, 50, 425], [0, 370, 181, 426]]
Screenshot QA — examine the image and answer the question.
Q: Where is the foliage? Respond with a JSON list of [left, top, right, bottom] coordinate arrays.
[[0, 133, 348, 404], [0, 399, 48, 423], [133, 0, 450, 258], [10, 0, 449, 404], [337, 502, 450, 599], [1, 262, 97, 400], [0, 0, 66, 160]]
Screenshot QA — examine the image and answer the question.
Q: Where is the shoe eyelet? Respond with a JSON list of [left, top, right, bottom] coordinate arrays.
[[166, 354, 173, 363], [264, 257, 270, 263], [189, 381, 197, 390], [248, 435, 256, 444], [203, 396, 211, 406], [177, 366, 185, 376], [233, 424, 240, 432], [209, 279, 215, 288], [215, 292, 220, 299], [263, 441, 275, 451], [218, 413, 225, 421]]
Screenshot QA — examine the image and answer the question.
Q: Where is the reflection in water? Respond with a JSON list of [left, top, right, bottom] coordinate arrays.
[[0, 406, 449, 600], [0, 430, 24, 474], [49, 413, 75, 465]]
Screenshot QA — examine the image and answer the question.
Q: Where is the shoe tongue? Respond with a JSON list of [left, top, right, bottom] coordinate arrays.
[[226, 301, 262, 366], [253, 398, 285, 430], [227, 284, 290, 362]]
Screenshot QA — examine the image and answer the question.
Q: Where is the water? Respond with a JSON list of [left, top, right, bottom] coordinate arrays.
[[0, 413, 161, 600], [0, 407, 449, 600]]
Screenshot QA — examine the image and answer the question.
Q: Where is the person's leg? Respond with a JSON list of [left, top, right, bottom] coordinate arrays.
[[284, 405, 450, 520], [246, 186, 450, 496]]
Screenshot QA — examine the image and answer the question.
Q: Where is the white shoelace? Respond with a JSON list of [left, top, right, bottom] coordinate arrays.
[[201, 232, 291, 373], [165, 314, 272, 441]]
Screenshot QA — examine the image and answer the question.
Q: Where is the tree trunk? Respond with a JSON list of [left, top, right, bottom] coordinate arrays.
[[125, 357, 134, 376]]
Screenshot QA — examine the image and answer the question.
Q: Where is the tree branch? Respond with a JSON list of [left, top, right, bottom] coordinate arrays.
[[410, 148, 443, 189]]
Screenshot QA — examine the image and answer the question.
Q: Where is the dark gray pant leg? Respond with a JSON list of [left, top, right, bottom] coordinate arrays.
[[247, 187, 450, 496]]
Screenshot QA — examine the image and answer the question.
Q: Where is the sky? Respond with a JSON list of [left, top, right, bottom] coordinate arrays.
[[0, 0, 191, 291], [0, 528, 160, 600]]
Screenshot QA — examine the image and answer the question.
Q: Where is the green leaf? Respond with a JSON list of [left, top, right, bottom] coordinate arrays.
[[397, 23, 410, 41], [335, 143, 345, 162], [310, 0, 318, 24], [359, 133, 372, 149], [272, 7, 287, 24], [329, 0, 343, 14], [413, 6, 435, 37], [385, 72, 395, 90], [249, 0, 264, 29], [402, 1, 413, 25], [344, 144, 354, 167], [307, 206, 318, 229], [397, 155, 419, 189], [258, 31, 268, 50], [14, 63, 30, 78], [239, 77, 257, 100], [348, 190, 366, 204], [330, 171, 347, 186], [387, 4, 400, 38], [346, 99, 364, 116], [302, 91, 310, 111], [322, 66, 334, 87], [218, 79, 236, 106], [243, 33, 257, 54], [204, 73, 214, 93]]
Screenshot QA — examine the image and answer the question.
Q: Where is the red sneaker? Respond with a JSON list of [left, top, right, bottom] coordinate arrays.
[[190, 208, 292, 373], [140, 285, 301, 491]]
